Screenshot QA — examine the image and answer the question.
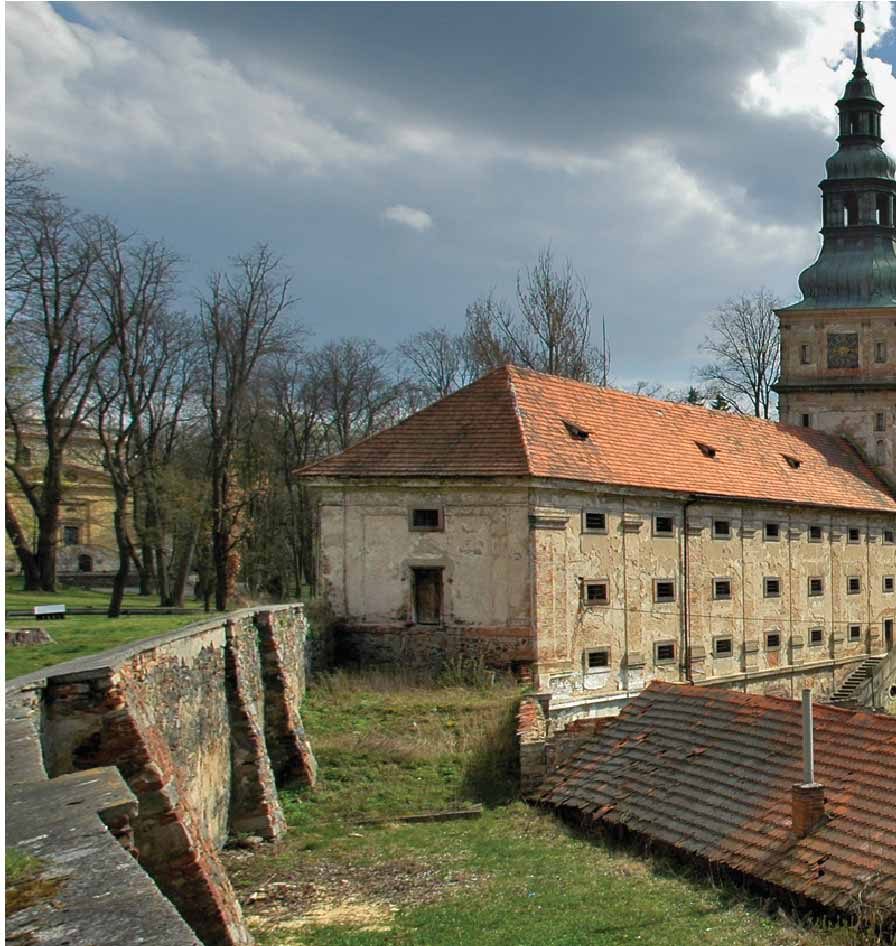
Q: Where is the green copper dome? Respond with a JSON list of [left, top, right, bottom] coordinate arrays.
[[786, 4, 896, 310]]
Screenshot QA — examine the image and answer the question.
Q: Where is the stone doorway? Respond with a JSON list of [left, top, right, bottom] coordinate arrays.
[[412, 568, 443, 625]]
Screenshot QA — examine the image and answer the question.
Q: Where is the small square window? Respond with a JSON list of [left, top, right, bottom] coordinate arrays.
[[809, 627, 824, 646], [713, 519, 731, 538], [585, 648, 610, 670], [713, 578, 732, 600], [848, 527, 861, 544], [808, 525, 823, 542], [849, 624, 862, 642], [847, 576, 861, 595], [655, 641, 676, 664], [654, 579, 676, 603], [654, 515, 675, 536], [883, 576, 895, 593], [766, 631, 781, 650], [764, 522, 781, 541], [808, 577, 824, 597], [764, 577, 781, 598], [410, 508, 443, 531], [885, 530, 895, 545], [583, 510, 607, 533], [713, 637, 733, 657], [583, 581, 609, 607], [800, 413, 812, 428], [875, 341, 887, 363], [62, 525, 80, 546]]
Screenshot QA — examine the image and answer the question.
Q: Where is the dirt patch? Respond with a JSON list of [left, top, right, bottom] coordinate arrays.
[[233, 855, 484, 932]]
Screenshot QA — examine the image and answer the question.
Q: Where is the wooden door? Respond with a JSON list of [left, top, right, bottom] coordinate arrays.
[[413, 568, 442, 625]]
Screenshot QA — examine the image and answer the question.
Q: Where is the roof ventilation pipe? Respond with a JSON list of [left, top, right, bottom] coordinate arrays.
[[792, 689, 826, 838]]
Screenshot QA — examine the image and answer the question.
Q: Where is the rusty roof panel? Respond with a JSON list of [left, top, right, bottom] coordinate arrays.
[[539, 682, 896, 918]]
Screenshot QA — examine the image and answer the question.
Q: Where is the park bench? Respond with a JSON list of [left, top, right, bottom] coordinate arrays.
[[33, 604, 65, 621]]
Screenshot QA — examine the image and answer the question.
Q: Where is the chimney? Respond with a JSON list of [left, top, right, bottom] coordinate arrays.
[[792, 689, 825, 839]]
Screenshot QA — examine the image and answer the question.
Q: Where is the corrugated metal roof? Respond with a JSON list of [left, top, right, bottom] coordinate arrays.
[[538, 682, 896, 918]]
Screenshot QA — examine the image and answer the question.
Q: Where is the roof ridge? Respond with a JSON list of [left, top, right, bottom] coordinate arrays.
[[505, 366, 535, 475]]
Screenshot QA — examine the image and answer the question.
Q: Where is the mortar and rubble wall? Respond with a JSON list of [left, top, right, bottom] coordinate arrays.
[[5, 604, 316, 946]]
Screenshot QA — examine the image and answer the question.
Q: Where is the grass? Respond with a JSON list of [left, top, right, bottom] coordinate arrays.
[[5, 849, 63, 916], [4, 577, 208, 680], [224, 668, 852, 946]]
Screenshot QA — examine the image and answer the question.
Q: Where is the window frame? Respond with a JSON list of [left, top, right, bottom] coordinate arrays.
[[883, 576, 895, 594], [713, 577, 732, 600], [408, 507, 445, 532], [765, 630, 782, 651], [653, 578, 677, 603], [809, 627, 824, 647], [847, 576, 862, 595], [808, 576, 825, 598], [884, 529, 895, 545], [582, 579, 610, 608], [582, 509, 608, 534], [713, 636, 734, 657], [652, 514, 675, 538], [712, 519, 732, 539], [764, 522, 781, 542], [763, 576, 782, 598], [875, 340, 887, 364], [848, 624, 862, 642], [62, 524, 81, 546], [654, 640, 677, 665], [584, 647, 611, 671], [808, 525, 823, 543], [847, 527, 861, 544]]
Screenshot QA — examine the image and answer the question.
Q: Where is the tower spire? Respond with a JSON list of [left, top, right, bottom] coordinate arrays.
[[855, 2, 865, 72]]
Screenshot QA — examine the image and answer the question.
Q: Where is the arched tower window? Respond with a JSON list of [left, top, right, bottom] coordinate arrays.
[[877, 194, 892, 225], [845, 193, 859, 225]]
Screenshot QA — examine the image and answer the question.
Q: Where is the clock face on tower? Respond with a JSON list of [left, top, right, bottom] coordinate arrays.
[[827, 333, 860, 369]]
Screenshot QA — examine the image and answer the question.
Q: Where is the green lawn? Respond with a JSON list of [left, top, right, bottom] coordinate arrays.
[[5, 578, 209, 680], [224, 670, 851, 946]]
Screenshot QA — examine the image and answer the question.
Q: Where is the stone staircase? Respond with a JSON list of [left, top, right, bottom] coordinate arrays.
[[829, 656, 886, 710]]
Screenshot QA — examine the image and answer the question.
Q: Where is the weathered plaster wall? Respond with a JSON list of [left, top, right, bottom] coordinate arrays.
[[531, 484, 895, 700], [314, 480, 535, 668], [6, 604, 315, 946]]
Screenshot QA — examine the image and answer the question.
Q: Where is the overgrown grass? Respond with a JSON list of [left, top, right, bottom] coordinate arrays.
[[225, 668, 853, 946], [5, 849, 62, 916], [4, 577, 209, 679]]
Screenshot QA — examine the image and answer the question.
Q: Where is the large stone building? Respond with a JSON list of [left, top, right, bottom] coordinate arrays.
[[301, 15, 895, 706]]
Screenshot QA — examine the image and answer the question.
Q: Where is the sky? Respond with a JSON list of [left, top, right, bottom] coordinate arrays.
[[7, 1, 896, 392]]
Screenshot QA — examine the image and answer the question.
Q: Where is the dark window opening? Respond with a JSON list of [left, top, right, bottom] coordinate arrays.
[[808, 577, 824, 597], [847, 576, 862, 595], [800, 344, 811, 365], [877, 194, 892, 226], [713, 578, 732, 600], [848, 527, 861, 543], [654, 515, 674, 536], [800, 413, 812, 428], [849, 625, 862, 642], [696, 442, 716, 459], [766, 632, 781, 650], [764, 577, 781, 598], [654, 580, 676, 603], [584, 510, 607, 533], [564, 420, 590, 441], [875, 341, 888, 363], [875, 412, 886, 432], [584, 581, 609, 606], [713, 519, 731, 538], [63, 525, 80, 546], [412, 568, 443, 625], [411, 508, 442, 531], [809, 627, 824, 646], [885, 619, 894, 648], [809, 525, 823, 542], [586, 648, 610, 670], [845, 193, 859, 225], [883, 576, 894, 593], [884, 530, 895, 544], [714, 637, 733, 657], [764, 522, 780, 541], [77, 553, 93, 573], [655, 642, 676, 664], [783, 455, 801, 469]]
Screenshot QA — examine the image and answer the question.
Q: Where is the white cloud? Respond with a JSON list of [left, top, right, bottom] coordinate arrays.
[[740, 1, 896, 139], [383, 205, 434, 231]]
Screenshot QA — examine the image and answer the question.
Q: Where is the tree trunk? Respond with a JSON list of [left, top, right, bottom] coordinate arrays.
[[36, 452, 63, 591], [169, 524, 198, 608], [108, 489, 131, 618], [212, 464, 230, 611], [5, 499, 41, 590], [154, 542, 169, 606]]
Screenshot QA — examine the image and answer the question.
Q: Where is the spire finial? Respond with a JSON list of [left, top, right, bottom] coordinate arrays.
[[855, 2, 865, 71]]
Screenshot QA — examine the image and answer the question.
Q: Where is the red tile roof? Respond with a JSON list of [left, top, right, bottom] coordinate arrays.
[[538, 682, 896, 919], [299, 365, 896, 513]]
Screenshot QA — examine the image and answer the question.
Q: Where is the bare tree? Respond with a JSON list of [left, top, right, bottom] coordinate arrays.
[[87, 219, 185, 616], [5, 155, 108, 590], [398, 327, 473, 403], [199, 245, 298, 611], [697, 289, 781, 418], [462, 248, 607, 382], [311, 338, 402, 451]]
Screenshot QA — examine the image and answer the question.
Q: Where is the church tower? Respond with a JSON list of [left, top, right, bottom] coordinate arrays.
[[775, 4, 896, 488]]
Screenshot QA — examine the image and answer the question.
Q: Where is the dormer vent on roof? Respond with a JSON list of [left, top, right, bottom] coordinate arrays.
[[696, 442, 717, 458], [563, 420, 590, 441], [784, 455, 802, 469]]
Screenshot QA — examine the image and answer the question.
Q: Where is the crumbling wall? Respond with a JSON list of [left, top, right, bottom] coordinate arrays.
[[7, 604, 315, 946]]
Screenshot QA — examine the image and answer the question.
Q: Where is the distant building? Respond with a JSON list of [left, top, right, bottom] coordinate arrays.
[[300, 13, 895, 706], [5, 423, 120, 580]]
